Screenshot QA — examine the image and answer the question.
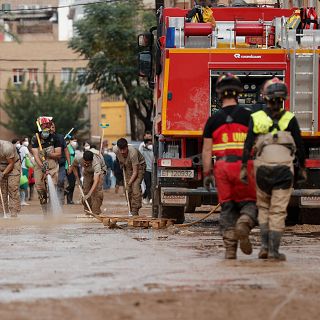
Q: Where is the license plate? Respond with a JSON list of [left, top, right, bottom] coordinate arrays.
[[159, 169, 194, 178], [300, 196, 320, 207], [161, 194, 187, 205]]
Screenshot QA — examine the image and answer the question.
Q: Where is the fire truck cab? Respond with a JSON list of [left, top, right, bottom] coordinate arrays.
[[138, 5, 320, 224]]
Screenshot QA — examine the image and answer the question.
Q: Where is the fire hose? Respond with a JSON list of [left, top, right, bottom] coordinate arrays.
[[175, 202, 221, 228]]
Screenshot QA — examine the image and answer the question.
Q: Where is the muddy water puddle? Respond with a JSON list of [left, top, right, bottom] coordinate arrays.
[[1, 210, 320, 303]]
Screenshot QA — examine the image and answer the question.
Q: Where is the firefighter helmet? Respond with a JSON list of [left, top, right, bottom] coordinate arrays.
[[37, 116, 53, 130], [263, 78, 288, 102], [216, 73, 243, 98]]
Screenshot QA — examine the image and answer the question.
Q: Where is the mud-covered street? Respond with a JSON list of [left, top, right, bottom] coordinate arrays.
[[1, 191, 320, 320]]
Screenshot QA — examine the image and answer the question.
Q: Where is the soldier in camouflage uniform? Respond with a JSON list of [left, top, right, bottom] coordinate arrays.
[[70, 148, 106, 215], [0, 140, 21, 217], [113, 138, 146, 216], [31, 117, 61, 214]]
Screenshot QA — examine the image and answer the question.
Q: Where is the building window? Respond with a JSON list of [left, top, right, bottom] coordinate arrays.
[[76, 68, 87, 92], [61, 68, 73, 83], [76, 68, 85, 83], [13, 69, 24, 84], [28, 68, 38, 83]]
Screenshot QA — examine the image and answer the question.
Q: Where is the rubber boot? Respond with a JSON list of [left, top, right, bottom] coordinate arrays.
[[258, 223, 269, 259], [268, 231, 286, 261], [235, 215, 255, 255], [223, 229, 238, 259], [38, 190, 48, 215]]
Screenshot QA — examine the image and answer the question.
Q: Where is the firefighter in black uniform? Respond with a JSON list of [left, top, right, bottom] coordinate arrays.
[[202, 73, 257, 259]]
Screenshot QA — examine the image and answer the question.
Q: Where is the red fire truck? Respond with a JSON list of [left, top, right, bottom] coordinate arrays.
[[138, 5, 320, 224]]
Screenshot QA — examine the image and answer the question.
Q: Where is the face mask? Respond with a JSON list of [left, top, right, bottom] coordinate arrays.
[[23, 141, 29, 147], [71, 141, 78, 149], [84, 145, 90, 151], [147, 145, 153, 150], [41, 131, 50, 139], [16, 143, 21, 148]]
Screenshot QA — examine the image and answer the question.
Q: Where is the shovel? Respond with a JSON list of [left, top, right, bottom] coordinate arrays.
[[0, 186, 9, 219], [122, 167, 132, 216], [78, 184, 103, 222]]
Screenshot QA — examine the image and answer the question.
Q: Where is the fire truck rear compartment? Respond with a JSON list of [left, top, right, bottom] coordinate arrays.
[[140, 6, 320, 223]]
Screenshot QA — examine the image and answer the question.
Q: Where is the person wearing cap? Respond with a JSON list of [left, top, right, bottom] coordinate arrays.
[[202, 73, 257, 259], [0, 140, 21, 217], [113, 138, 146, 216], [241, 78, 306, 261], [31, 116, 62, 214]]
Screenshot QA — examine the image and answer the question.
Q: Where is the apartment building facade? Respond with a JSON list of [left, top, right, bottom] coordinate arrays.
[[0, 0, 156, 144], [0, 0, 102, 141]]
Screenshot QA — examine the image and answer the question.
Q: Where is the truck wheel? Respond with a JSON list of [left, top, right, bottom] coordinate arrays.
[[184, 196, 197, 213], [160, 205, 185, 224]]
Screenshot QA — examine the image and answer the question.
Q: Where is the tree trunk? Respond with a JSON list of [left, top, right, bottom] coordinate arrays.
[[127, 99, 152, 141], [129, 107, 139, 141]]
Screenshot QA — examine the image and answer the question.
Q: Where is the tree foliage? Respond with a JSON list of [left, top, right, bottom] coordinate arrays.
[[69, 0, 156, 140], [0, 73, 88, 138]]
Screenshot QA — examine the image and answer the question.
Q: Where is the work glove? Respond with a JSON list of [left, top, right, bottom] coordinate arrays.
[[240, 164, 248, 184], [296, 167, 307, 184], [0, 171, 4, 182], [203, 173, 215, 191], [41, 161, 49, 174]]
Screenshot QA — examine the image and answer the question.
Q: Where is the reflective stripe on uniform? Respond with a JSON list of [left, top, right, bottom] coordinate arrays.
[[252, 110, 294, 134], [212, 142, 244, 151]]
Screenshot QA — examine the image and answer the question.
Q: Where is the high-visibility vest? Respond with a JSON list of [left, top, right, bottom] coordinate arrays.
[[251, 110, 294, 135]]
